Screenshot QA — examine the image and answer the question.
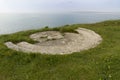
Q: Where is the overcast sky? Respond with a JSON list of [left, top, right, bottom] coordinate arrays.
[[0, 0, 120, 13]]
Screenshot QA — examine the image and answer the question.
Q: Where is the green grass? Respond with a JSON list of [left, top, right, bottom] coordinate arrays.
[[0, 20, 120, 80]]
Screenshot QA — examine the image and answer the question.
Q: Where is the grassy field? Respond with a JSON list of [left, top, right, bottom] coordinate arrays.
[[0, 20, 120, 80]]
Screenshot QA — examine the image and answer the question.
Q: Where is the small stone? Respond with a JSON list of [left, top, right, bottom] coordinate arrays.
[[47, 36, 53, 40]]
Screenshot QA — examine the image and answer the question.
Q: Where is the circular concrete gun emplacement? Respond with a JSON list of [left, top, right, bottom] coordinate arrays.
[[5, 28, 102, 55]]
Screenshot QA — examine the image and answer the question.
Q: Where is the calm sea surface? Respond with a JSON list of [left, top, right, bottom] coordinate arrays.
[[0, 12, 120, 34]]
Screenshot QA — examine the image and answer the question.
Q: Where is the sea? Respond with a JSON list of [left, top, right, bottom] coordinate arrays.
[[0, 12, 120, 34]]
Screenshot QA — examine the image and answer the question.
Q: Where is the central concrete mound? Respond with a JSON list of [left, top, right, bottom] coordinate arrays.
[[5, 28, 102, 55]]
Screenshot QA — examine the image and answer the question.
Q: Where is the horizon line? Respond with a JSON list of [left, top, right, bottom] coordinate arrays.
[[0, 11, 120, 14]]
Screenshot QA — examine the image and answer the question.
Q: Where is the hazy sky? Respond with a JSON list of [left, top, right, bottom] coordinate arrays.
[[0, 0, 120, 13]]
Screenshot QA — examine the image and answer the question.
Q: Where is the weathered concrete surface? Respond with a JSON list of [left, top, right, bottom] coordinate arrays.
[[5, 28, 102, 55]]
